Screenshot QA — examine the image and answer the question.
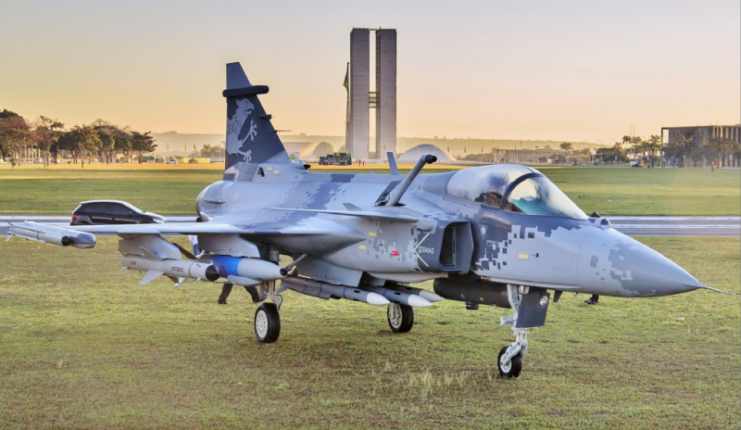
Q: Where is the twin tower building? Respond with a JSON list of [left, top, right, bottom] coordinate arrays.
[[345, 28, 397, 161]]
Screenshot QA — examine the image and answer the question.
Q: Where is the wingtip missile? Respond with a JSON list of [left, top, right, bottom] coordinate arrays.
[[7, 221, 96, 248]]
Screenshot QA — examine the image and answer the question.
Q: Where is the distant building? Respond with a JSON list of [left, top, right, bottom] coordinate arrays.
[[398, 144, 456, 163], [347, 28, 397, 161], [661, 125, 740, 167], [497, 148, 563, 164], [662, 125, 741, 146]]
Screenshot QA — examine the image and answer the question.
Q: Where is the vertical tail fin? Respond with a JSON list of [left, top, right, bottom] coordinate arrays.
[[223, 62, 289, 180]]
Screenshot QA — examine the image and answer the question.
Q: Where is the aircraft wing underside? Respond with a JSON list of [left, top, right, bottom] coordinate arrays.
[[9, 210, 369, 254]]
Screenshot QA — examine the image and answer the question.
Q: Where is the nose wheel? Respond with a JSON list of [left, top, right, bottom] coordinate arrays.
[[497, 284, 533, 378], [387, 302, 414, 333], [497, 346, 522, 378]]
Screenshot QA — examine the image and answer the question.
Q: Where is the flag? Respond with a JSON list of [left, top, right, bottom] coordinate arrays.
[[343, 63, 349, 92]]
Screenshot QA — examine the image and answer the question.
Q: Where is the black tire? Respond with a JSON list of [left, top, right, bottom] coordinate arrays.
[[254, 303, 280, 343], [497, 346, 523, 378], [387, 303, 414, 333]]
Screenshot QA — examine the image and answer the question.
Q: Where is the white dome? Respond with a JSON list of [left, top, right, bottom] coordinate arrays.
[[398, 144, 456, 163]]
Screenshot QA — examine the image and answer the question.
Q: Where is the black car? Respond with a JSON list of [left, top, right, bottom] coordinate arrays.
[[71, 200, 167, 225]]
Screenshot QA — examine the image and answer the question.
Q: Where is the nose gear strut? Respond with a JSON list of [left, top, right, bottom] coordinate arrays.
[[498, 284, 529, 378]]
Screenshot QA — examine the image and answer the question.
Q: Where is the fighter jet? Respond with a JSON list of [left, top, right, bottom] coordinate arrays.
[[7, 62, 737, 377]]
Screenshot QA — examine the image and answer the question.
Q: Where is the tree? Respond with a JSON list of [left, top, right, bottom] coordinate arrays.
[[0, 112, 32, 164], [0, 109, 20, 119], [612, 142, 623, 164], [131, 131, 157, 163], [57, 126, 102, 167], [97, 128, 115, 163], [200, 143, 223, 158], [678, 130, 698, 168], [559, 142, 573, 151], [114, 133, 133, 162], [628, 136, 643, 160], [704, 137, 740, 168], [645, 135, 661, 167], [621, 135, 631, 151], [91, 119, 120, 164], [32, 116, 64, 166]]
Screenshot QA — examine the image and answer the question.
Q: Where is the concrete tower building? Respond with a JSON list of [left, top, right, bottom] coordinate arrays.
[[375, 29, 397, 161], [347, 28, 396, 161], [349, 29, 370, 160]]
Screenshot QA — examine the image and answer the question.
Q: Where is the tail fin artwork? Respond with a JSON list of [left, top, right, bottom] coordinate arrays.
[[223, 62, 290, 180]]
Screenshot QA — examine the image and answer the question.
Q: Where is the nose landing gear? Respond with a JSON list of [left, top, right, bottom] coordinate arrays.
[[497, 284, 549, 378]]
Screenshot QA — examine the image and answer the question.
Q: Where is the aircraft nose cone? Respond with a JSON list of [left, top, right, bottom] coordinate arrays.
[[620, 244, 701, 296], [577, 228, 702, 297]]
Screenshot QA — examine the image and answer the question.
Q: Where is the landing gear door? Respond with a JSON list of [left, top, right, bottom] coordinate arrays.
[[515, 288, 550, 328]]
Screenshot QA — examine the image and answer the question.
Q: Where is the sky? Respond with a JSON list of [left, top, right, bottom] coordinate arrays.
[[1, 0, 739, 144]]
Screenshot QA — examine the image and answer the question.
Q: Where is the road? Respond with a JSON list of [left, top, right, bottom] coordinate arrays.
[[1, 215, 739, 237]]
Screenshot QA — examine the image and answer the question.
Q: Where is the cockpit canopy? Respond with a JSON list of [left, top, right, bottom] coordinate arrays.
[[446, 165, 587, 220]]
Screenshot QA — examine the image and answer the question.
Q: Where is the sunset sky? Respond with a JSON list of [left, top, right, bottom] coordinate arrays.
[[1, 0, 739, 144]]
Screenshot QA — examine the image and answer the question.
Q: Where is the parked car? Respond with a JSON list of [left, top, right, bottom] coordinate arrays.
[[71, 200, 167, 225]]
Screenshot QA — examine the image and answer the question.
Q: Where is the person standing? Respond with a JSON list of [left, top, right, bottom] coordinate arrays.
[[187, 234, 200, 255], [188, 220, 258, 305], [585, 294, 599, 305], [188, 229, 237, 305]]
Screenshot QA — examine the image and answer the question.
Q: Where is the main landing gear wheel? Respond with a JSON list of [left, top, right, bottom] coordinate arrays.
[[254, 303, 280, 343], [497, 346, 522, 378], [387, 302, 414, 333]]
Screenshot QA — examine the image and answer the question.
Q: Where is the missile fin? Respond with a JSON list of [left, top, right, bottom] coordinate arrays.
[[5, 235, 13, 242], [140, 247, 163, 260], [117, 267, 127, 274], [140, 270, 164, 285]]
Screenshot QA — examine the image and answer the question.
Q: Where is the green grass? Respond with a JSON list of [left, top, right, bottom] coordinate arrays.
[[0, 237, 739, 429], [0, 164, 738, 215]]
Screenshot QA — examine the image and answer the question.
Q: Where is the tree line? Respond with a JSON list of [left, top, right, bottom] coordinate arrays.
[[0, 109, 157, 167], [594, 134, 740, 167]]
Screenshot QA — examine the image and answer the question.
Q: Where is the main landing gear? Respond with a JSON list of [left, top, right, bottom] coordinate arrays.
[[387, 302, 414, 333], [253, 280, 284, 343], [254, 302, 280, 343]]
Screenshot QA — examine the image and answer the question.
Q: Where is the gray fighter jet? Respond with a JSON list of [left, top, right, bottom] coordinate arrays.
[[8, 63, 737, 377]]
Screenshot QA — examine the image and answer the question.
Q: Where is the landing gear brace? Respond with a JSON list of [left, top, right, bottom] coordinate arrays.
[[498, 284, 550, 378]]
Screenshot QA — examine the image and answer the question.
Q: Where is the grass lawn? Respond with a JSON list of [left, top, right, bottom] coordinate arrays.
[[0, 163, 739, 216], [0, 236, 738, 429]]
